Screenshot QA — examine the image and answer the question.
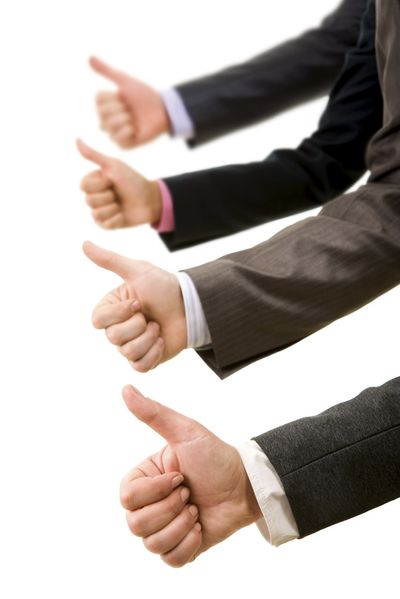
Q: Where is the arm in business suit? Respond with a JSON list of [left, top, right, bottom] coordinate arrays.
[[83, 1, 394, 380], [91, 1, 367, 150], [119, 378, 400, 566], [82, 2, 379, 244], [186, 181, 400, 376], [177, 0, 367, 146], [254, 376, 400, 538], [182, 0, 399, 377], [161, 0, 381, 250]]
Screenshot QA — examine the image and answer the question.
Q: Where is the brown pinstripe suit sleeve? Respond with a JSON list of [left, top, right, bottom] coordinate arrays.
[[185, 185, 400, 377], [184, 0, 400, 379]]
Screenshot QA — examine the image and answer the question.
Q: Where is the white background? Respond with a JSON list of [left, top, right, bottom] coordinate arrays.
[[1, 0, 399, 597]]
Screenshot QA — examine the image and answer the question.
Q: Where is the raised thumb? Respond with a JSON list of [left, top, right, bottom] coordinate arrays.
[[89, 56, 126, 85], [76, 138, 110, 168], [122, 385, 198, 444], [83, 241, 135, 279]]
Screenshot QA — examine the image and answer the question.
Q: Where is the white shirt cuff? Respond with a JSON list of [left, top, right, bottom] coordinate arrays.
[[237, 440, 299, 547], [161, 88, 195, 139], [176, 272, 211, 348]]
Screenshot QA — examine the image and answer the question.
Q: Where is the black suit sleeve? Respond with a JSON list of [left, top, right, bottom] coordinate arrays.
[[254, 377, 400, 538], [176, 0, 367, 146], [161, 0, 381, 251]]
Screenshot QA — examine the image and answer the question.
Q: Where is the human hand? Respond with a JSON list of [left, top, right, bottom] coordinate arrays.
[[120, 385, 261, 567], [83, 242, 187, 371], [90, 56, 170, 148], [77, 139, 162, 229]]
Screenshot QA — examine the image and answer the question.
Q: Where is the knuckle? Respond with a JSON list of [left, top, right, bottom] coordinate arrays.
[[91, 312, 103, 329], [106, 327, 120, 345], [120, 489, 131, 510], [133, 360, 148, 373], [119, 139, 134, 149], [129, 348, 142, 362], [162, 554, 185, 569], [127, 513, 145, 537], [142, 536, 161, 554], [92, 210, 105, 223], [120, 344, 135, 360]]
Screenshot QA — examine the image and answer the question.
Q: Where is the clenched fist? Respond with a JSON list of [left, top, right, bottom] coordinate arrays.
[[83, 242, 187, 371], [120, 385, 261, 567], [77, 139, 162, 229], [90, 56, 170, 148]]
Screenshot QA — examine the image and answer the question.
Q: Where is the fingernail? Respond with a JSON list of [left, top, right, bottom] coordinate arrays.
[[171, 474, 184, 489], [194, 522, 202, 532], [189, 505, 198, 517], [131, 300, 140, 310], [180, 487, 190, 502]]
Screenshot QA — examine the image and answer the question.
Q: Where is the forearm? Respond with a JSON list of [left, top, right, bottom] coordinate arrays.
[[254, 376, 400, 537], [161, 139, 366, 251], [185, 183, 400, 377], [161, 0, 381, 252], [176, 0, 367, 146]]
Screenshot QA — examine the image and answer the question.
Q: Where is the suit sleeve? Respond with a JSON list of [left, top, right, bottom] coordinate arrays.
[[254, 377, 400, 537], [175, 0, 367, 146], [161, 0, 381, 251], [184, 183, 400, 378]]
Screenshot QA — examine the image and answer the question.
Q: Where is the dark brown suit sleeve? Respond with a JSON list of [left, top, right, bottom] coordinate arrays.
[[185, 185, 400, 377]]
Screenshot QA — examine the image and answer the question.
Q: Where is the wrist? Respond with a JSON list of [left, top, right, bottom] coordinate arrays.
[[148, 180, 163, 224], [158, 97, 171, 135], [236, 453, 262, 526]]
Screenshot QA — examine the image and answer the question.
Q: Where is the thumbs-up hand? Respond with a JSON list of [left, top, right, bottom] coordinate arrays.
[[120, 385, 261, 567], [83, 241, 187, 371], [90, 56, 170, 149], [77, 139, 162, 229]]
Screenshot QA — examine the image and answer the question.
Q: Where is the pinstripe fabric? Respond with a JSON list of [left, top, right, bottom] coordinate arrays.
[[186, 0, 400, 379]]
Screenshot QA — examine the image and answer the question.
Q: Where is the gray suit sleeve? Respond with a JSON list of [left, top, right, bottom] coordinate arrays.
[[254, 377, 400, 537], [185, 184, 400, 377]]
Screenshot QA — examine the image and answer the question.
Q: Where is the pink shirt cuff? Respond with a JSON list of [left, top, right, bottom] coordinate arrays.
[[153, 180, 175, 233]]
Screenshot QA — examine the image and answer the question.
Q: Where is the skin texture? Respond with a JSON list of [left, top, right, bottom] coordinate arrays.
[[83, 241, 186, 371], [77, 139, 162, 229], [120, 385, 261, 567], [90, 56, 170, 149]]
